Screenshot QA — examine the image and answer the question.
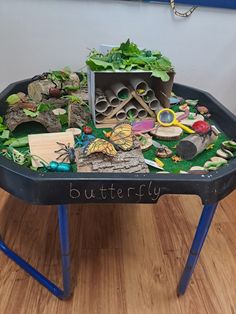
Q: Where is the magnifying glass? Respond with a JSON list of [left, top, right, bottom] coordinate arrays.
[[157, 109, 195, 134]]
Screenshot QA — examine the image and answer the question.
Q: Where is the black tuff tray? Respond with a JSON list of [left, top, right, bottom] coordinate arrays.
[[0, 78, 235, 205]]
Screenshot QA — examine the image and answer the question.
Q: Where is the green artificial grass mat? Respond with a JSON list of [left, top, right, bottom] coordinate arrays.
[[0, 106, 234, 174]]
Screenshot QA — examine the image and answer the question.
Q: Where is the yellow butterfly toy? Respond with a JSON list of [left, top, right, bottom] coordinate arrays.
[[84, 123, 134, 157]]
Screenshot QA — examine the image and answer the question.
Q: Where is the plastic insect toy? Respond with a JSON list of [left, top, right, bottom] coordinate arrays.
[[172, 155, 182, 163], [84, 123, 134, 157], [31, 72, 50, 81], [153, 140, 173, 158], [55, 142, 75, 163], [206, 144, 215, 150], [192, 121, 212, 142], [43, 161, 72, 172], [75, 133, 96, 148]]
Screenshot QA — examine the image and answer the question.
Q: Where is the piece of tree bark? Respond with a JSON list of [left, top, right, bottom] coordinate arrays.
[[76, 141, 149, 173], [68, 103, 91, 128], [28, 79, 61, 103], [5, 105, 62, 133]]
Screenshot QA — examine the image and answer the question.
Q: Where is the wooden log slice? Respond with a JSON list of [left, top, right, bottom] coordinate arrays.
[[150, 125, 183, 140], [136, 134, 153, 151]]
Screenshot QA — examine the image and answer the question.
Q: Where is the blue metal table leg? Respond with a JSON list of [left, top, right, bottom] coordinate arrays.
[[177, 203, 218, 296], [0, 205, 72, 299]]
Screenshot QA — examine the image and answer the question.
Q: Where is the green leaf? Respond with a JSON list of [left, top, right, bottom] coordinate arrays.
[[0, 124, 7, 132], [62, 95, 82, 103], [6, 94, 21, 105], [23, 109, 39, 117], [119, 39, 141, 56], [0, 130, 10, 139], [86, 40, 174, 82], [86, 59, 115, 71], [37, 103, 51, 112], [3, 138, 17, 146], [4, 136, 28, 148], [58, 114, 68, 126], [152, 70, 170, 82], [63, 85, 80, 92], [48, 70, 70, 81], [0, 116, 3, 124], [186, 99, 199, 106]]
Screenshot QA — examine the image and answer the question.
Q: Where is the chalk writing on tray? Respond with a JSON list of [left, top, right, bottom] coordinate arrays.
[[69, 181, 161, 202]]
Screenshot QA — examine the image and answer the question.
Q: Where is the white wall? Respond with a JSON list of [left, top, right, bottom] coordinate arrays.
[[0, 0, 236, 113]]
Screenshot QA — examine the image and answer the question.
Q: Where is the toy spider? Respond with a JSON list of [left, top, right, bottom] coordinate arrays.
[[55, 142, 75, 163]]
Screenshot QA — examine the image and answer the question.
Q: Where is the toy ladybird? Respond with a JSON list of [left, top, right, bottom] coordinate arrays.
[[192, 121, 212, 136]]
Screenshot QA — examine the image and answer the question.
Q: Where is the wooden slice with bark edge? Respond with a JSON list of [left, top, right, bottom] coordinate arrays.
[[150, 125, 183, 141]]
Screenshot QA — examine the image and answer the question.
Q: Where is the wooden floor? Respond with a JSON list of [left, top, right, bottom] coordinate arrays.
[[0, 189, 236, 314]]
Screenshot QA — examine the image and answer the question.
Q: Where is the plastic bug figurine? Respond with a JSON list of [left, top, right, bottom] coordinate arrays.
[[44, 161, 72, 172], [192, 121, 212, 142], [55, 142, 76, 163], [75, 133, 95, 148]]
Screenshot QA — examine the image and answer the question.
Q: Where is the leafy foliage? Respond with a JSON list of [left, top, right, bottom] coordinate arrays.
[[37, 103, 52, 113], [6, 94, 21, 105], [48, 69, 70, 82], [0, 115, 7, 132], [86, 39, 174, 82], [23, 109, 38, 118]]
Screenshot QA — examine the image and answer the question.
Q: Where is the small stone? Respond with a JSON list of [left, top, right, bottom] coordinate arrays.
[[189, 166, 208, 174], [222, 140, 236, 152], [204, 156, 227, 171], [216, 149, 233, 160], [52, 108, 66, 116], [66, 128, 82, 136], [211, 156, 227, 164], [197, 105, 209, 114]]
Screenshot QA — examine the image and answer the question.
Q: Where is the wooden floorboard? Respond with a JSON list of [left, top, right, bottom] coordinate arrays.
[[0, 189, 236, 314]]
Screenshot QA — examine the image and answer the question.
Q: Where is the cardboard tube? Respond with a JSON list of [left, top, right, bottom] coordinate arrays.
[[116, 110, 127, 121], [95, 113, 106, 123], [95, 97, 109, 113], [152, 71, 175, 108], [149, 98, 161, 111], [124, 103, 138, 118], [105, 90, 120, 107], [103, 105, 113, 116], [143, 89, 155, 102], [130, 78, 148, 96], [137, 108, 148, 119], [111, 83, 130, 100]]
